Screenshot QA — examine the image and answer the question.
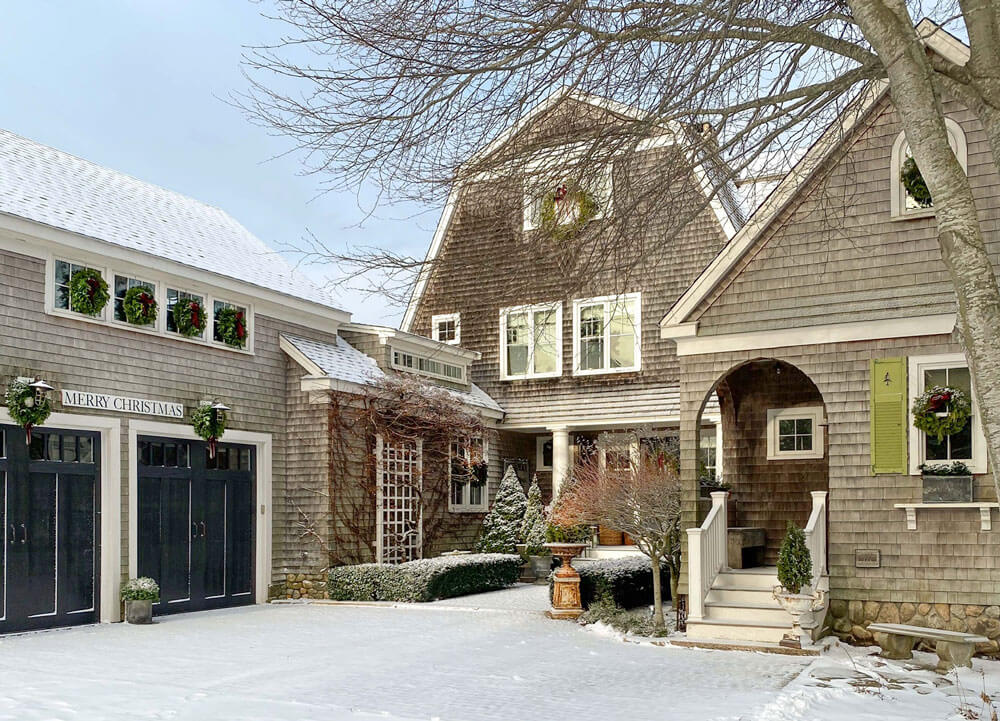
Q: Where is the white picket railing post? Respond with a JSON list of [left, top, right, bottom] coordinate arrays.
[[804, 491, 828, 591], [686, 491, 729, 624]]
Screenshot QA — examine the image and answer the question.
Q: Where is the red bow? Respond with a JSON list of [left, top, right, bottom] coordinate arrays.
[[553, 183, 568, 202], [189, 301, 201, 329], [86, 276, 101, 299], [928, 391, 952, 412], [235, 311, 246, 340], [139, 292, 154, 316]]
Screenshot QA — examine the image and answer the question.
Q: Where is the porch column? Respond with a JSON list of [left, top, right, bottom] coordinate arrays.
[[549, 426, 570, 499]]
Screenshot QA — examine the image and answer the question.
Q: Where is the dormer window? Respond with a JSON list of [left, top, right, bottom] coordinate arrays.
[[523, 166, 613, 232], [432, 313, 461, 345], [890, 118, 967, 219], [391, 347, 465, 382]]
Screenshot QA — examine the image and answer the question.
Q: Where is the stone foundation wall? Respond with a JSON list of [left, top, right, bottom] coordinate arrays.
[[270, 573, 329, 600], [828, 599, 1000, 656]]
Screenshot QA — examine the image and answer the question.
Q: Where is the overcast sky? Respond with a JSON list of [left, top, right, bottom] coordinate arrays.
[[0, 2, 435, 325]]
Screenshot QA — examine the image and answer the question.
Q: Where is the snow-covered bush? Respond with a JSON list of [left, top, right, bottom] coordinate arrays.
[[520, 475, 548, 555], [549, 556, 670, 610], [329, 553, 522, 602], [477, 466, 527, 553], [121, 577, 160, 602], [777, 522, 812, 594]]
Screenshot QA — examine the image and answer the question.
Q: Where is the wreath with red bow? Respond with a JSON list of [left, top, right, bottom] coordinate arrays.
[[122, 286, 158, 326], [911, 385, 972, 440], [214, 306, 248, 348], [173, 298, 207, 337], [538, 181, 600, 242], [68, 268, 110, 316]]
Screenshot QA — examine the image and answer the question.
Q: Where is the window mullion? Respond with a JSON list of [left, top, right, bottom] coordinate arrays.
[[603, 302, 611, 370]]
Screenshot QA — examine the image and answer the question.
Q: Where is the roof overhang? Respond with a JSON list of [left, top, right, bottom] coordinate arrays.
[[345, 322, 481, 361]]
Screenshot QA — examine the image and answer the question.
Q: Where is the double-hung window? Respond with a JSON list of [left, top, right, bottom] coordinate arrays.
[[54, 260, 104, 316], [499, 302, 562, 380], [572, 293, 641, 375], [908, 354, 986, 474], [166, 287, 206, 338], [450, 438, 488, 512]]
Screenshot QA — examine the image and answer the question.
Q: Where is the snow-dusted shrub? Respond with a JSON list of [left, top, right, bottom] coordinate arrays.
[[329, 553, 522, 602], [549, 556, 670, 610], [520, 476, 548, 555], [121, 577, 160, 602], [777, 522, 812, 594], [477, 466, 527, 553]]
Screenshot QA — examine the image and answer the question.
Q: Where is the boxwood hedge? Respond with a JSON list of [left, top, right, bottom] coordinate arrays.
[[550, 556, 671, 609], [329, 553, 522, 602]]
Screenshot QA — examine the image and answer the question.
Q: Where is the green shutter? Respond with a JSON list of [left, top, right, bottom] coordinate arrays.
[[870, 357, 908, 474]]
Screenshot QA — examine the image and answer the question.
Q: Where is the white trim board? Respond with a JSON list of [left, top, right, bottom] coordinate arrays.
[[666, 314, 956, 356], [0, 410, 122, 624], [127, 419, 273, 606]]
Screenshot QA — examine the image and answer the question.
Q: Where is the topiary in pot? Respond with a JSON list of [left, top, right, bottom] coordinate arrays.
[[776, 522, 812, 595]]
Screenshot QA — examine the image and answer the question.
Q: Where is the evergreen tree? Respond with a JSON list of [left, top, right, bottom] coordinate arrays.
[[520, 475, 547, 555], [776, 522, 812, 594], [477, 465, 527, 553]]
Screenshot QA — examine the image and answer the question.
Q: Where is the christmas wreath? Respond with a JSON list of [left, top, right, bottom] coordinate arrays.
[[122, 286, 158, 326], [911, 385, 972, 441], [172, 298, 207, 337], [69, 268, 110, 316], [539, 181, 600, 241], [191, 403, 226, 458], [900, 156, 933, 208], [4, 378, 51, 443], [214, 306, 247, 348]]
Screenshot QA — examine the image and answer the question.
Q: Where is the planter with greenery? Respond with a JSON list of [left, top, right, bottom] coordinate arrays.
[[121, 577, 160, 625], [920, 461, 974, 503], [772, 522, 824, 648], [520, 475, 551, 580]]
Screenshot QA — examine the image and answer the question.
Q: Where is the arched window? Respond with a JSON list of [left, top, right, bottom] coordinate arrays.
[[890, 117, 967, 219]]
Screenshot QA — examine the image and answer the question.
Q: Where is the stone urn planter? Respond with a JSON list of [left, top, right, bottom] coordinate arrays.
[[772, 587, 826, 648], [544, 542, 588, 619], [125, 599, 153, 625], [528, 553, 552, 581]]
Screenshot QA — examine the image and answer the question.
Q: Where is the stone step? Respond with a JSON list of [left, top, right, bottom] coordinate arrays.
[[713, 568, 779, 590], [686, 617, 790, 644], [706, 586, 780, 604], [703, 601, 792, 624]]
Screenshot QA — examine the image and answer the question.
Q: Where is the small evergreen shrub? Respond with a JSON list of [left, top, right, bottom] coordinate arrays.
[[548, 556, 670, 609], [521, 476, 548, 555], [776, 522, 812, 594], [328, 553, 522, 602], [477, 466, 527, 553], [121, 577, 160, 602]]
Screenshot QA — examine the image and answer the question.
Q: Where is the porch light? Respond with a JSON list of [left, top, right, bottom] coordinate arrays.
[[210, 401, 230, 425], [26, 379, 54, 407]]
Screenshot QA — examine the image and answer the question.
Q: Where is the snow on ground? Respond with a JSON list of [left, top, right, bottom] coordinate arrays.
[[0, 584, 997, 721]]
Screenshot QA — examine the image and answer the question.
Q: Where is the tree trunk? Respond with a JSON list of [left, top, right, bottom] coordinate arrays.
[[650, 554, 665, 628], [850, 0, 1000, 502], [669, 561, 680, 604]]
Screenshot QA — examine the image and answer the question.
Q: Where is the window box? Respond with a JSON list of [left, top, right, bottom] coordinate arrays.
[[921, 474, 973, 503]]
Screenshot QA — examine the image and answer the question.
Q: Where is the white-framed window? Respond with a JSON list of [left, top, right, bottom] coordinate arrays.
[[571, 293, 641, 375], [431, 313, 461, 345], [499, 302, 562, 380], [766, 407, 825, 460], [390, 347, 465, 382], [523, 165, 613, 232], [536, 436, 553, 471], [908, 353, 986, 474], [699, 429, 717, 479], [45, 256, 254, 353], [212, 299, 250, 348], [890, 118, 967, 219], [449, 437, 488, 512], [113, 273, 156, 324]]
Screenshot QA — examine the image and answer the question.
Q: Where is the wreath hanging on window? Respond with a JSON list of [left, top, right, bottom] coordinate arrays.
[[69, 268, 110, 316], [911, 385, 971, 441], [214, 306, 247, 348], [4, 378, 52, 443], [122, 286, 158, 326], [172, 298, 207, 337], [191, 403, 226, 458], [900, 156, 933, 208], [539, 181, 600, 242]]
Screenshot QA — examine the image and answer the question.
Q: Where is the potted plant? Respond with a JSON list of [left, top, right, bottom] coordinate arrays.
[[121, 577, 159, 624], [771, 522, 825, 648], [920, 461, 974, 503]]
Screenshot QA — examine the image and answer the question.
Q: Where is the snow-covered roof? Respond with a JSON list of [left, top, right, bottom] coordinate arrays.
[[0, 128, 338, 309], [281, 333, 504, 416]]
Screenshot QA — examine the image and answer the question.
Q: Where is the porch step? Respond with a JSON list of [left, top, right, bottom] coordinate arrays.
[[706, 586, 779, 604], [703, 600, 791, 624], [582, 545, 644, 560], [686, 617, 791, 644], [711, 567, 780, 590]]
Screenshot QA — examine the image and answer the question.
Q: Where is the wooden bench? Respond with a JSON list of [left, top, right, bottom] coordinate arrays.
[[868, 623, 988, 672]]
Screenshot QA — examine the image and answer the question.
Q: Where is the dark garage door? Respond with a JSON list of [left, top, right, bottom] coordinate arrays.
[[0, 424, 100, 634], [137, 437, 254, 615]]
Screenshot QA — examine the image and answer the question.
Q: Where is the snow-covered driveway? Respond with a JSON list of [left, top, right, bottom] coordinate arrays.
[[0, 586, 996, 721]]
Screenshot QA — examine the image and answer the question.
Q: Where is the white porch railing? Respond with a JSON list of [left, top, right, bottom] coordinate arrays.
[[686, 491, 728, 623], [803, 491, 828, 591]]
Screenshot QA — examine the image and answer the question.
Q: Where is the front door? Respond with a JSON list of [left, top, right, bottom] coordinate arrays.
[[137, 437, 254, 615], [0, 424, 100, 634]]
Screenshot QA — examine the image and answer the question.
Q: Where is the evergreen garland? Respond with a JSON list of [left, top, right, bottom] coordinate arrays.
[[172, 298, 207, 337], [122, 285, 158, 326], [776, 522, 812, 595], [477, 466, 527, 553], [538, 181, 600, 242], [900, 156, 933, 208], [191, 403, 226, 457], [521, 475, 548, 555], [214, 306, 248, 348], [911, 385, 972, 441], [4, 378, 52, 443], [68, 268, 110, 316]]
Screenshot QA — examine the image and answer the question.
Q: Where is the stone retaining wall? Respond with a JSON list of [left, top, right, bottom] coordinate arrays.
[[828, 599, 1000, 655], [270, 573, 329, 600]]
